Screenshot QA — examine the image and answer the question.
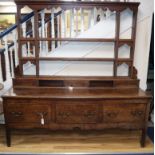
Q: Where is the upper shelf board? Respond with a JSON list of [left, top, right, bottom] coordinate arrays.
[[14, 0, 140, 11]]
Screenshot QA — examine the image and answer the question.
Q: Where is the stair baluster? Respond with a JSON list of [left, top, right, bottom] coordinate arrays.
[[13, 30, 19, 67], [3, 36, 11, 80], [0, 55, 3, 82], [75, 9, 79, 36], [22, 22, 27, 57], [90, 9, 94, 28], [81, 8, 84, 33], [31, 16, 35, 37], [51, 8, 55, 50], [70, 8, 75, 38], [61, 10, 66, 38], [57, 14, 61, 46], [41, 10, 45, 38], [0, 9, 62, 82], [94, 7, 97, 25], [27, 36, 31, 57], [45, 23, 48, 55], [41, 10, 46, 56], [9, 48, 15, 78], [39, 27, 42, 56]]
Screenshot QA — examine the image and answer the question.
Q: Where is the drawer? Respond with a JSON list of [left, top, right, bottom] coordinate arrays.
[[5, 103, 51, 125], [56, 103, 101, 124], [103, 103, 146, 123]]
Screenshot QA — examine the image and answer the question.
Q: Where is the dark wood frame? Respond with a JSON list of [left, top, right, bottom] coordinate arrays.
[[2, 1, 152, 148], [15, 0, 139, 78]]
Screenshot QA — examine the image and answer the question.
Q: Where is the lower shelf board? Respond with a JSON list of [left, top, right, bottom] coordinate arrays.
[[0, 126, 153, 154]]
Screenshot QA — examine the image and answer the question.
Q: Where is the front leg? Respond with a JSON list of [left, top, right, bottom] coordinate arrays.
[[140, 128, 146, 147], [5, 127, 11, 147]]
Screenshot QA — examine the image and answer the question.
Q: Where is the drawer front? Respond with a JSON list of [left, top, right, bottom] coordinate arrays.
[[103, 103, 146, 123], [5, 103, 51, 125], [56, 103, 101, 124]]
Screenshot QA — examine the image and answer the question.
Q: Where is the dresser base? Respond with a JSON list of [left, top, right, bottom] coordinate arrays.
[[3, 87, 151, 147]]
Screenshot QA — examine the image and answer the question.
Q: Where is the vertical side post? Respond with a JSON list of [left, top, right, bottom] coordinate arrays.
[[17, 5, 22, 76], [130, 9, 138, 78], [34, 10, 39, 76], [140, 101, 151, 147], [114, 11, 120, 77]]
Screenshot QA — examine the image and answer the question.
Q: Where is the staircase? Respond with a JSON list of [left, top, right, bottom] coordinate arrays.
[[0, 10, 65, 93]]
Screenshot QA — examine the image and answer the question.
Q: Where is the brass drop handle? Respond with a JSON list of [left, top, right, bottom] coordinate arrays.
[[107, 112, 118, 118], [58, 112, 70, 118], [36, 112, 47, 125], [11, 112, 23, 117], [65, 112, 70, 117], [131, 110, 143, 117], [84, 112, 96, 118]]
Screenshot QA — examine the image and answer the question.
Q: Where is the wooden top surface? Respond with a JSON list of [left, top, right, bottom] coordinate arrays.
[[14, 0, 140, 9], [14, 0, 140, 4], [2, 87, 151, 99]]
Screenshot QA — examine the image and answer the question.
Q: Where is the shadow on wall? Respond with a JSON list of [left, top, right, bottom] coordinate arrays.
[[0, 79, 12, 96], [0, 79, 12, 124]]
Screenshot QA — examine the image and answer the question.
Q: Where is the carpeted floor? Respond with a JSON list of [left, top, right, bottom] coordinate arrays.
[[147, 127, 154, 143], [0, 125, 154, 155]]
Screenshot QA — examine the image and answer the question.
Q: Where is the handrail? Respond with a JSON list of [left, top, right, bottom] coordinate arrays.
[[0, 10, 62, 54]]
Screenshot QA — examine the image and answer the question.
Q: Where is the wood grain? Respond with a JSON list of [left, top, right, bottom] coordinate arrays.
[[3, 0, 152, 148]]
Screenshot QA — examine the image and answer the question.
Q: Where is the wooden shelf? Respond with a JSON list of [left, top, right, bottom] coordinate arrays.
[[38, 57, 115, 61], [119, 39, 133, 42], [21, 57, 35, 60], [117, 58, 133, 62], [118, 39, 133, 46], [15, 0, 140, 12], [20, 38, 133, 44], [21, 58, 133, 62], [20, 38, 35, 41], [20, 38, 116, 42], [17, 1, 139, 79]]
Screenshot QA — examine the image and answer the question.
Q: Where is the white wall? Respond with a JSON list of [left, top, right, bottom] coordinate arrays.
[[134, 0, 154, 90], [0, 5, 16, 13]]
